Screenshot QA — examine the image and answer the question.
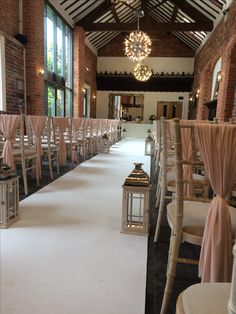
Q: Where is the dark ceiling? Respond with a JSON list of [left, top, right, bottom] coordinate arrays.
[[49, 0, 227, 51]]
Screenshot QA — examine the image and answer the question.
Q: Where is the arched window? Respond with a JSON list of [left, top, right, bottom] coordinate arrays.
[[211, 58, 222, 100]]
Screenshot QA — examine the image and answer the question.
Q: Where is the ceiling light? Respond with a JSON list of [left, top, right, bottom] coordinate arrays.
[[124, 10, 151, 62], [134, 63, 152, 81]]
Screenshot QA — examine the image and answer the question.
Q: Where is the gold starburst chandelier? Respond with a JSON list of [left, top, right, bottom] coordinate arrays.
[[134, 63, 152, 81], [124, 11, 152, 62]]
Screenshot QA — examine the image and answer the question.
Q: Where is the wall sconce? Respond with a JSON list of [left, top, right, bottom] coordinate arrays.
[[92, 95, 96, 100], [217, 72, 222, 82], [83, 88, 86, 94], [38, 68, 45, 77], [189, 97, 193, 102], [196, 88, 200, 98]]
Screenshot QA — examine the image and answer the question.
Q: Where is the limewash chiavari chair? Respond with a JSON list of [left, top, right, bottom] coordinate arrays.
[[13, 114, 39, 195], [90, 118, 101, 153], [153, 119, 161, 174], [83, 118, 95, 157], [25, 115, 47, 179], [154, 119, 209, 243], [70, 117, 83, 165], [176, 238, 236, 314], [0, 114, 19, 169], [40, 117, 60, 180], [77, 118, 90, 160], [52, 117, 70, 166], [160, 118, 236, 314]]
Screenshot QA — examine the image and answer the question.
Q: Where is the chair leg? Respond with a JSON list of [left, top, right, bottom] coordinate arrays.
[[56, 152, 60, 174], [154, 184, 166, 243], [35, 158, 40, 187], [22, 161, 28, 195], [48, 153, 54, 180], [160, 230, 181, 314]]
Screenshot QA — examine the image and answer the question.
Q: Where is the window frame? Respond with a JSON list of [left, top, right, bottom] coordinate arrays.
[[0, 34, 6, 111], [44, 4, 73, 117]]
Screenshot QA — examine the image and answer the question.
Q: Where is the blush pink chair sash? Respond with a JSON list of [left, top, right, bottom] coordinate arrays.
[[195, 124, 236, 283], [71, 117, 82, 162], [0, 114, 20, 169], [28, 115, 47, 178], [53, 117, 69, 166]]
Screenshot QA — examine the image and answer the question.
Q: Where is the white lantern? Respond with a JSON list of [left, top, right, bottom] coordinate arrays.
[[122, 128, 127, 139], [145, 130, 154, 156], [0, 174, 19, 228], [101, 133, 110, 154], [121, 163, 151, 235]]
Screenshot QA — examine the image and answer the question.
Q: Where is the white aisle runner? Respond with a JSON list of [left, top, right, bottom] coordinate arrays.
[[0, 139, 150, 314]]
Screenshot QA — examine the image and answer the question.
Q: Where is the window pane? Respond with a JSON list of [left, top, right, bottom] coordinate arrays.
[[65, 28, 72, 88], [65, 33, 69, 87], [57, 20, 63, 76], [46, 17, 54, 72], [65, 89, 72, 117], [48, 86, 55, 116], [57, 89, 64, 117]]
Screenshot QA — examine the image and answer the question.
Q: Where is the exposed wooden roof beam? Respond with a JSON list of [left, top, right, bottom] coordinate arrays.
[[170, 0, 213, 26], [77, 0, 113, 25], [110, 6, 120, 23], [171, 4, 178, 22], [80, 21, 213, 32], [141, 0, 147, 13], [146, 0, 168, 13]]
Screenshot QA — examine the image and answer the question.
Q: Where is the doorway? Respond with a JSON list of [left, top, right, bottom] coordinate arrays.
[[156, 101, 182, 119], [83, 84, 90, 118]]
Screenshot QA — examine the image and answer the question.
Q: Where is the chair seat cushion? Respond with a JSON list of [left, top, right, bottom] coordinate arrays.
[[42, 143, 58, 149], [167, 200, 236, 245], [176, 283, 230, 314], [13, 148, 36, 156]]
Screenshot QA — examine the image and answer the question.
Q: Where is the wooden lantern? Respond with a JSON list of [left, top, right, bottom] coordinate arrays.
[[122, 128, 127, 139], [121, 163, 151, 235], [101, 133, 110, 154], [0, 176, 20, 228], [145, 130, 154, 156]]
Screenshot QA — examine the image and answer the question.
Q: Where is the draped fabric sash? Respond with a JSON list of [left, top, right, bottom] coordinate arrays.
[[71, 118, 82, 162], [195, 124, 236, 282], [53, 118, 69, 166], [0, 115, 20, 169], [28, 116, 47, 178]]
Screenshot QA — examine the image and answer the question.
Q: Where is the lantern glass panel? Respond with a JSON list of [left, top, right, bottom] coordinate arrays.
[[7, 183, 15, 221], [0, 177, 19, 228], [145, 140, 153, 155], [127, 192, 144, 228]]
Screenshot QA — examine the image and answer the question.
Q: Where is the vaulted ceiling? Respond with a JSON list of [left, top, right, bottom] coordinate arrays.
[[49, 0, 227, 52]]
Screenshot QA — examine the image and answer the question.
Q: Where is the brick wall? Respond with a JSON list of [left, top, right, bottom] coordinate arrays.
[[85, 46, 97, 118], [23, 0, 45, 115], [194, 0, 236, 121], [0, 0, 19, 38], [0, 0, 25, 114], [73, 26, 85, 117], [4, 34, 25, 114], [98, 32, 195, 57]]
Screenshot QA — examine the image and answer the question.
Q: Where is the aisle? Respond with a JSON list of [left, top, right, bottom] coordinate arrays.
[[0, 139, 150, 314]]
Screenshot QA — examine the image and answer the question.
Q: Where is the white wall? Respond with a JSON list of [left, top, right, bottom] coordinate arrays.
[[97, 91, 190, 122], [97, 56, 193, 121], [98, 57, 194, 74]]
